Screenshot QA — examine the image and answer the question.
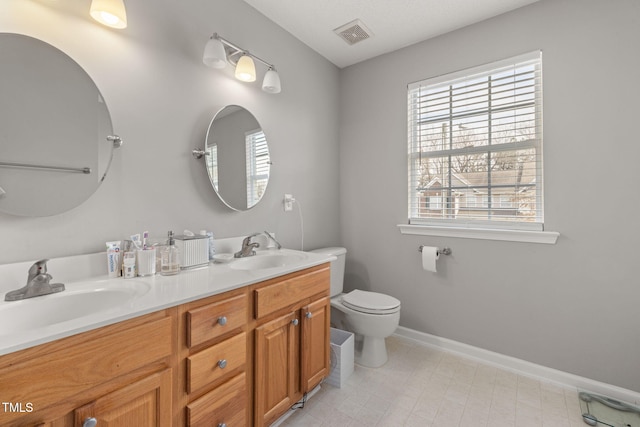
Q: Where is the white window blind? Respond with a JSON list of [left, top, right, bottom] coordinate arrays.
[[205, 143, 218, 189], [246, 129, 269, 207], [408, 51, 543, 231]]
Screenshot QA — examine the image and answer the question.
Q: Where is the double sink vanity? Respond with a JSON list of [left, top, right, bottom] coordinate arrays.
[[0, 246, 335, 427], [1, 33, 325, 427]]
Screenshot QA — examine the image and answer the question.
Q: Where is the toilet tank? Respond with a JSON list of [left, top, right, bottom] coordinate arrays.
[[309, 247, 347, 297]]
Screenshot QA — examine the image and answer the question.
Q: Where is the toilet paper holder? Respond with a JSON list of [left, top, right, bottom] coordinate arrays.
[[418, 246, 452, 256]]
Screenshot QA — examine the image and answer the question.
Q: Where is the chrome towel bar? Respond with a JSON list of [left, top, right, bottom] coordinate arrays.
[[0, 161, 91, 174]]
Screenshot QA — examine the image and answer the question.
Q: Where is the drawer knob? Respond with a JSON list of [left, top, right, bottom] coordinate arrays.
[[217, 359, 227, 369], [306, 312, 313, 319], [292, 318, 299, 326], [83, 418, 98, 427], [218, 424, 227, 427], [217, 316, 228, 326]]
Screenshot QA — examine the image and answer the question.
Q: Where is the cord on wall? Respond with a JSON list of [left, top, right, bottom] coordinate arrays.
[[283, 194, 304, 250], [295, 198, 304, 251]]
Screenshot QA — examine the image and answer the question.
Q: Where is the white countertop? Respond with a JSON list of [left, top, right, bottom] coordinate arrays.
[[0, 248, 335, 356]]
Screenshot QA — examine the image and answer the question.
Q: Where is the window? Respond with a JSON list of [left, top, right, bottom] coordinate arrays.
[[205, 143, 218, 189], [246, 129, 269, 207], [408, 52, 543, 231]]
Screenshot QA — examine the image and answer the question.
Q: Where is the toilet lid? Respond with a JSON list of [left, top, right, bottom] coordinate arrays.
[[341, 290, 401, 315]]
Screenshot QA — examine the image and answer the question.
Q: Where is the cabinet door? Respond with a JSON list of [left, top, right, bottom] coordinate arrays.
[[254, 311, 300, 427], [74, 369, 171, 427], [301, 297, 330, 392]]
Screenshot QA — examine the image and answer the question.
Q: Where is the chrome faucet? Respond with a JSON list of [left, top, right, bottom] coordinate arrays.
[[234, 233, 261, 258], [4, 259, 65, 301], [234, 231, 282, 258]]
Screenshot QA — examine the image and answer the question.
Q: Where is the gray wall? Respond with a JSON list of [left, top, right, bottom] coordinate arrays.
[[339, 0, 640, 392], [2, 0, 638, 395], [0, 0, 341, 263]]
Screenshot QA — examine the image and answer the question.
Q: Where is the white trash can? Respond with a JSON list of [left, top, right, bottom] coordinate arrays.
[[326, 328, 354, 388]]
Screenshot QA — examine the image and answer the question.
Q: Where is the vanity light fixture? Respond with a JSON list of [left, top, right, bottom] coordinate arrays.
[[203, 33, 281, 94], [90, 0, 128, 29]]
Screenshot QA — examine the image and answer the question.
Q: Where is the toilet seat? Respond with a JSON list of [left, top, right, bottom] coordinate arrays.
[[341, 290, 401, 315]]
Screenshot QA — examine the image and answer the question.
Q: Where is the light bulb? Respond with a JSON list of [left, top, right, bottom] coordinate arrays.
[[235, 55, 256, 82], [90, 0, 127, 29]]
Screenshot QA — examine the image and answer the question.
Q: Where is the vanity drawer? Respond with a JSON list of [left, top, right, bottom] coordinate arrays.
[[254, 265, 330, 319], [187, 294, 247, 347], [187, 372, 246, 427], [187, 332, 246, 393]]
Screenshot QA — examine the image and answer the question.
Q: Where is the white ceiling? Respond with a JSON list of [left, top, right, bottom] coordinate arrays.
[[242, 0, 539, 68]]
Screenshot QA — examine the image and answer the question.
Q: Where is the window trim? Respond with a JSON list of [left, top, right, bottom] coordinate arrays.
[[404, 50, 560, 244], [405, 51, 556, 241], [397, 223, 559, 244]]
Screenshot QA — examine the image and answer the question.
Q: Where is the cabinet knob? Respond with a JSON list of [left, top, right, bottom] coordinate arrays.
[[291, 318, 299, 326], [306, 312, 313, 319], [218, 423, 227, 427], [217, 359, 227, 369], [83, 417, 98, 427], [217, 316, 227, 326]]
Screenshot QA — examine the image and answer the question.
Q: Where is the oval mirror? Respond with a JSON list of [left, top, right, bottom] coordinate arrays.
[[0, 33, 121, 217], [204, 105, 271, 211]]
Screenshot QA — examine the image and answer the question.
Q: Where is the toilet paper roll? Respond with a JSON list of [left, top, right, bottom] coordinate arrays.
[[421, 246, 439, 273]]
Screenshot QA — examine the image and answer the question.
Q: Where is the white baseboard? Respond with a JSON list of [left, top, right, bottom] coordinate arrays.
[[394, 326, 640, 406]]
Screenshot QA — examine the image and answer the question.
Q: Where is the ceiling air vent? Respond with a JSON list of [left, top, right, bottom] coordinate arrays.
[[333, 19, 373, 46]]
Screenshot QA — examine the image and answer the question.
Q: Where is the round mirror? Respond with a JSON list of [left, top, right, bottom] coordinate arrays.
[[0, 33, 120, 217], [204, 105, 271, 211]]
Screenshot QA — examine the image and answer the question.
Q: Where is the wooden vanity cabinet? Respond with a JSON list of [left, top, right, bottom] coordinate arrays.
[[0, 262, 330, 427], [252, 264, 331, 427], [0, 309, 175, 427]]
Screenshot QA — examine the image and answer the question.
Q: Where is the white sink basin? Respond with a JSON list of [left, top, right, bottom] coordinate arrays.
[[0, 280, 151, 335], [229, 251, 308, 271]]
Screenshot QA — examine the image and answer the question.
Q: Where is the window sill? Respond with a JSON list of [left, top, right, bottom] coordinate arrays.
[[397, 224, 559, 244]]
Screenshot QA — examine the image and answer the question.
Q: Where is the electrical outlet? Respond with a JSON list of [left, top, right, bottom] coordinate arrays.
[[284, 194, 294, 212]]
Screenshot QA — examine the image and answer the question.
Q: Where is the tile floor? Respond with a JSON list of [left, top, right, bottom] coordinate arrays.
[[280, 335, 587, 427]]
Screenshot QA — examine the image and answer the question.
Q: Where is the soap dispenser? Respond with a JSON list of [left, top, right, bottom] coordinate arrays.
[[160, 231, 181, 276]]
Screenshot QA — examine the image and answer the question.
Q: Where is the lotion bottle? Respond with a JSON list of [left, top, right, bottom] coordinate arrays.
[[160, 231, 181, 276]]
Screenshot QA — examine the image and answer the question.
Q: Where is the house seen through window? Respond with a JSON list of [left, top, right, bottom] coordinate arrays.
[[407, 52, 543, 230]]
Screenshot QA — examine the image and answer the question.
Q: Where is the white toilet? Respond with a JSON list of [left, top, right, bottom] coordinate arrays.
[[310, 247, 401, 368]]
